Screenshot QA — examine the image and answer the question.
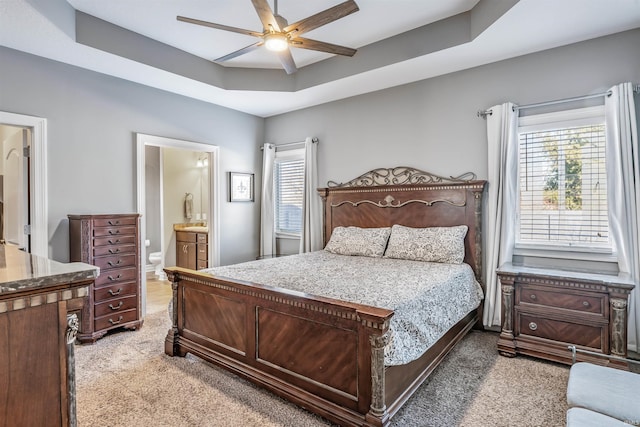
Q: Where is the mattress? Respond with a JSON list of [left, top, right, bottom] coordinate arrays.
[[202, 250, 483, 366]]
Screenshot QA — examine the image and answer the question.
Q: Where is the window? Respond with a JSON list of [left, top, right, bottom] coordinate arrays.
[[274, 149, 304, 236], [516, 106, 611, 254]]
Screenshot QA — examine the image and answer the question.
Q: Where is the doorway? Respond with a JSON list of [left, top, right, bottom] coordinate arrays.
[[135, 133, 220, 316], [0, 112, 48, 257]]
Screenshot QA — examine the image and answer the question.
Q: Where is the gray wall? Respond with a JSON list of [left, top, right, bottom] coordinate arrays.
[[0, 46, 263, 265], [1, 29, 639, 264], [265, 29, 640, 187]]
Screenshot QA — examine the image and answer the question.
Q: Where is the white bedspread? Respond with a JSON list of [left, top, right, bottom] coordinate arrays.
[[202, 250, 483, 366]]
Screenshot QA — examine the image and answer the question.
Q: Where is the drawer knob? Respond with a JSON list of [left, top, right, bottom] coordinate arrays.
[[107, 260, 122, 267], [108, 316, 124, 325], [107, 274, 122, 281], [108, 288, 122, 296], [530, 294, 537, 300], [108, 220, 120, 226], [108, 229, 120, 235], [583, 301, 590, 307], [108, 239, 121, 245], [109, 301, 124, 310], [528, 322, 538, 331], [108, 248, 121, 254]]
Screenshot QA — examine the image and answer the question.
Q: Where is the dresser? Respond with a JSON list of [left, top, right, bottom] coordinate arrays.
[[175, 229, 208, 270], [68, 213, 142, 343], [0, 244, 98, 427], [497, 263, 635, 368]]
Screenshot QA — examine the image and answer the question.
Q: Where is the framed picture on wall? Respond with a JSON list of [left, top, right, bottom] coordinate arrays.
[[229, 172, 254, 202]]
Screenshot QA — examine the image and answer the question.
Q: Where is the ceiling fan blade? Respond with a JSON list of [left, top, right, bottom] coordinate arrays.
[[283, 0, 359, 37], [215, 41, 264, 62], [177, 16, 262, 38], [291, 37, 356, 57], [277, 48, 298, 74], [250, 0, 281, 32]]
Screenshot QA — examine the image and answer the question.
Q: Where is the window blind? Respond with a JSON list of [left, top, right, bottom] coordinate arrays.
[[518, 123, 609, 248], [274, 158, 304, 235]]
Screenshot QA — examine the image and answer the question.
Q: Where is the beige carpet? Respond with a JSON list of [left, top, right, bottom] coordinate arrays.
[[75, 306, 569, 427]]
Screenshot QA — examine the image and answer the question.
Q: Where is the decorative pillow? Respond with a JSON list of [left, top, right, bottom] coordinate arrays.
[[324, 226, 391, 258], [384, 224, 468, 264]]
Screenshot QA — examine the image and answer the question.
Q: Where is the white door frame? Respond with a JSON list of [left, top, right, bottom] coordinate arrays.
[[135, 133, 220, 315], [0, 111, 48, 257]]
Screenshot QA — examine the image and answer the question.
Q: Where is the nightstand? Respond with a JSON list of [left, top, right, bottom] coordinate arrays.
[[497, 263, 635, 368]]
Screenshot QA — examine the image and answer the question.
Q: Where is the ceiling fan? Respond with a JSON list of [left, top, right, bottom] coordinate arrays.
[[177, 0, 359, 74]]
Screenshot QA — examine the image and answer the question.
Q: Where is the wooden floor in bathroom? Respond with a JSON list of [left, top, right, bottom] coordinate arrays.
[[146, 271, 172, 313]]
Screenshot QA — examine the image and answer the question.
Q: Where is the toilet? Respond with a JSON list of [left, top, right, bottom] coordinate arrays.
[[148, 251, 166, 281]]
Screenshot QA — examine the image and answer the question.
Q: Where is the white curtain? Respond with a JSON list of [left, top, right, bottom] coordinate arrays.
[[605, 82, 640, 352], [260, 143, 276, 257], [300, 137, 323, 253], [483, 102, 519, 328]]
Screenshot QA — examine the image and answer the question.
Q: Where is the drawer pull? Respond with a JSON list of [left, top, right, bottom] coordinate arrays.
[[109, 301, 124, 310], [107, 274, 122, 281], [583, 301, 590, 307], [107, 260, 122, 267], [530, 294, 537, 300], [108, 316, 124, 325], [108, 248, 121, 254], [528, 322, 538, 331], [108, 288, 122, 296], [108, 239, 121, 245], [108, 229, 120, 235], [108, 220, 120, 226]]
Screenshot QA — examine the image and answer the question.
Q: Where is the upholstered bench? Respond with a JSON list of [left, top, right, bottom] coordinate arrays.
[[567, 362, 640, 426]]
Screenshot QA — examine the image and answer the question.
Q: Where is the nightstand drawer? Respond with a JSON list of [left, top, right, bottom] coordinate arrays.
[[517, 285, 605, 316], [517, 313, 604, 350]]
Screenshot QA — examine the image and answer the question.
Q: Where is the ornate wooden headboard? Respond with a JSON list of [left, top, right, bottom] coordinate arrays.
[[317, 167, 487, 286]]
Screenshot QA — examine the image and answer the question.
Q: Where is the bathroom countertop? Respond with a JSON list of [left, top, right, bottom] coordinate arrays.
[[173, 223, 208, 233]]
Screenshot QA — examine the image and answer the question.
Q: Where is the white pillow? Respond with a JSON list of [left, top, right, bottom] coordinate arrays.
[[324, 226, 391, 258], [384, 224, 468, 264]]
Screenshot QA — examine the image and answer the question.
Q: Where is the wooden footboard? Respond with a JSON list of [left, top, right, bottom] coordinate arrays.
[[164, 267, 479, 427], [164, 267, 395, 427]]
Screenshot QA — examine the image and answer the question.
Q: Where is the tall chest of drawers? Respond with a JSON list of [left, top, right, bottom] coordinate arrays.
[[68, 213, 143, 343], [497, 263, 634, 367]]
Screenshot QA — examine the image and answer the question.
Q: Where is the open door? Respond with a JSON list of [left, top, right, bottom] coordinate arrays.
[[2, 127, 31, 251]]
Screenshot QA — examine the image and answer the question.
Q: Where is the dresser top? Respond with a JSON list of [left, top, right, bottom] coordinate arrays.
[[0, 244, 99, 296]]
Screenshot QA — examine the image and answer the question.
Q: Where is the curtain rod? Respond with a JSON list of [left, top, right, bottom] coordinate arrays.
[[512, 90, 611, 112], [260, 137, 319, 150], [476, 87, 638, 119]]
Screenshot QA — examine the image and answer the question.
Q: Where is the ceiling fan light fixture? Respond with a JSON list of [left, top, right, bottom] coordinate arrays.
[[264, 33, 288, 52]]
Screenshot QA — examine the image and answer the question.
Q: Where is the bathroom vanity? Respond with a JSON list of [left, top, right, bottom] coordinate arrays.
[[174, 224, 208, 270], [68, 213, 143, 343], [0, 244, 98, 426]]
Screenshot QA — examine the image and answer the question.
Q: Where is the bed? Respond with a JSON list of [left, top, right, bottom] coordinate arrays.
[[164, 167, 487, 427]]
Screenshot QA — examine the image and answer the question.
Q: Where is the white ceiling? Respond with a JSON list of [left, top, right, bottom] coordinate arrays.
[[1, 0, 640, 117]]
